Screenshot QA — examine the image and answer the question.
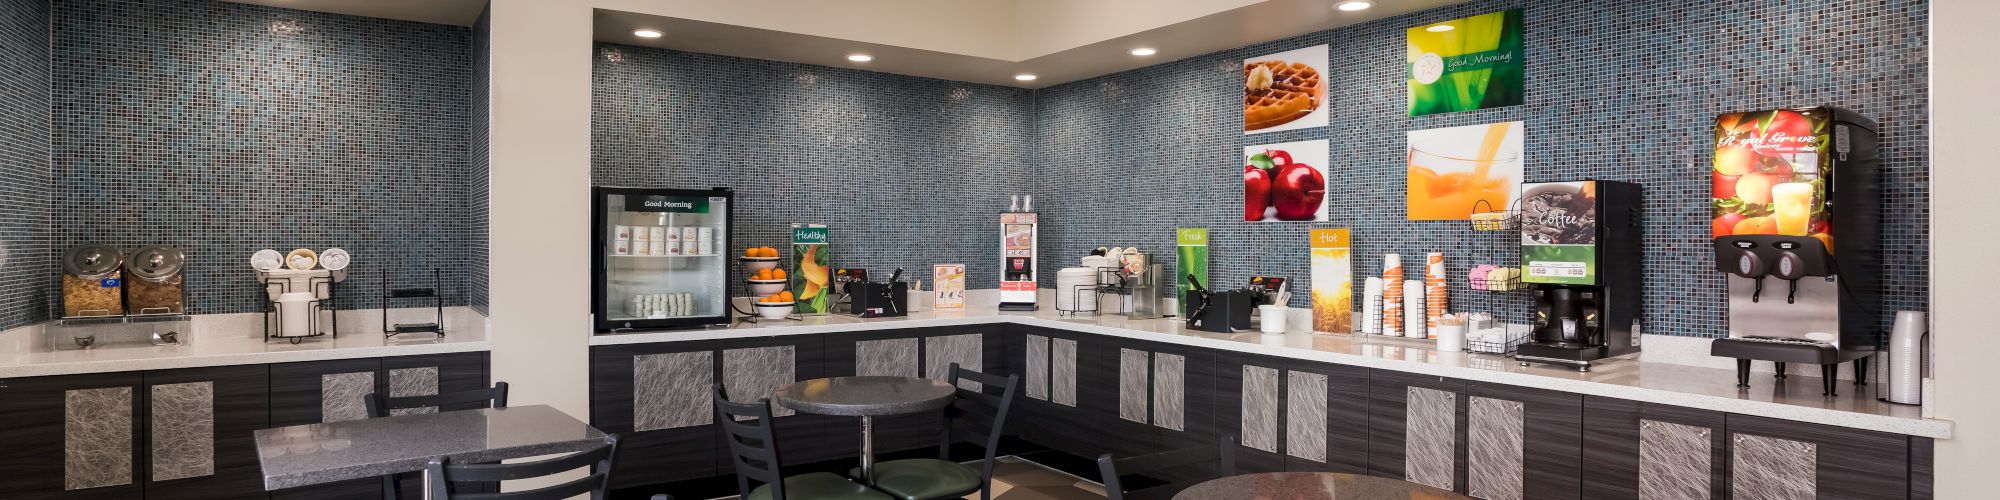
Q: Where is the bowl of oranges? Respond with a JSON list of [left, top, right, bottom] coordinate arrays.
[[741, 246, 781, 273], [755, 291, 795, 319], [748, 267, 788, 296]]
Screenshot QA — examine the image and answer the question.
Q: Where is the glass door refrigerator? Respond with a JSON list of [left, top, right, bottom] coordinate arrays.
[[592, 186, 733, 331]]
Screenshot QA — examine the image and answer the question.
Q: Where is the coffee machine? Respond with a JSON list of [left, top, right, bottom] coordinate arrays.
[[1515, 180, 1643, 372], [1708, 107, 1880, 396], [1184, 275, 1251, 333]]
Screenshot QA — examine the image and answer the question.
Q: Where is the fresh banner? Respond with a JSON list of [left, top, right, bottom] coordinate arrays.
[[1176, 228, 1209, 317], [1407, 9, 1524, 116], [790, 225, 832, 314], [1310, 229, 1353, 333]]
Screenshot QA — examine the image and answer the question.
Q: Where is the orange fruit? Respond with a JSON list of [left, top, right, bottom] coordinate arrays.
[[779, 291, 794, 302], [1732, 217, 1777, 235], [772, 269, 787, 280], [762, 247, 777, 258]]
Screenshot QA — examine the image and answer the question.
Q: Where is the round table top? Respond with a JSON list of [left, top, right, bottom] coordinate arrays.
[[773, 376, 957, 417], [1172, 472, 1470, 500]]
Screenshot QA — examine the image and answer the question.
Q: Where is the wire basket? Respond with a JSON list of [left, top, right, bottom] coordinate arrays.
[[1468, 328, 1531, 354], [1469, 199, 1520, 231], [1470, 271, 1525, 292]]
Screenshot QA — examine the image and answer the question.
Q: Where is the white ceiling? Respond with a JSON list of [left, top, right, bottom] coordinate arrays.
[[219, 0, 1472, 88], [221, 0, 487, 26]]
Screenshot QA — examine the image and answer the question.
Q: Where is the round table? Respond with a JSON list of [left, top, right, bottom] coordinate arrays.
[[1172, 472, 1471, 500], [774, 376, 957, 484]]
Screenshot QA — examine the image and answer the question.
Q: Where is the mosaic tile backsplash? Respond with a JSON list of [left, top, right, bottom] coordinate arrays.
[[1031, 0, 1928, 337], [592, 44, 1035, 288], [468, 9, 489, 314], [0, 0, 49, 331], [49, 0, 475, 315]]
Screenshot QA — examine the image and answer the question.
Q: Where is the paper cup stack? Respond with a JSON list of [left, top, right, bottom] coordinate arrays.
[[1381, 254, 1403, 337], [1425, 252, 1446, 339]]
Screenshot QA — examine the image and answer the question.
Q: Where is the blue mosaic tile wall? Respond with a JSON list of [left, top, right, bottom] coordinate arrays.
[[591, 43, 1036, 290], [0, 0, 49, 331], [1033, 0, 1928, 337], [51, 0, 474, 315], [468, 8, 489, 314]]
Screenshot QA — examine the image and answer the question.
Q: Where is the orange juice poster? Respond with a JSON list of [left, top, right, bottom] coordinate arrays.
[[1309, 229, 1353, 333], [1406, 121, 1523, 220]]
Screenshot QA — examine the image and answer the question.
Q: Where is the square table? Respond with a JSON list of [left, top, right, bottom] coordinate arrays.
[[255, 404, 607, 497]]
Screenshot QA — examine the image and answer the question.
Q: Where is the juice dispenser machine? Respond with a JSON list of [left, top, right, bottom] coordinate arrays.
[[1515, 180, 1643, 372], [999, 196, 1039, 311], [1707, 107, 1880, 396]]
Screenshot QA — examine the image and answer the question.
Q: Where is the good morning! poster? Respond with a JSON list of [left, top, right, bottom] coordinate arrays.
[[1407, 9, 1523, 116]]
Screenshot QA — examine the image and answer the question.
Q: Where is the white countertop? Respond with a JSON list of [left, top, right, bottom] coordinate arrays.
[[593, 306, 1952, 439], [0, 308, 490, 378]]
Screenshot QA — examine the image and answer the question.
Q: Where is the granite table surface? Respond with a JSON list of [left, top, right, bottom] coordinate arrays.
[[775, 376, 957, 416], [254, 405, 606, 491], [1172, 472, 1471, 500], [590, 305, 1950, 439]]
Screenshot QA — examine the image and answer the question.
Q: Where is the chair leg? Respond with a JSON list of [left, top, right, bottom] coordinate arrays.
[[383, 474, 402, 500], [1821, 364, 1838, 397]]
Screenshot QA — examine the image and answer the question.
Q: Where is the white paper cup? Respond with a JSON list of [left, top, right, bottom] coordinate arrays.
[[1259, 305, 1289, 334]]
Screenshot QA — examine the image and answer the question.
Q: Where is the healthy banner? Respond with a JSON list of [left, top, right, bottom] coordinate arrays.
[[790, 225, 832, 314], [1176, 228, 1209, 316], [1407, 9, 1523, 116], [1310, 229, 1353, 333]]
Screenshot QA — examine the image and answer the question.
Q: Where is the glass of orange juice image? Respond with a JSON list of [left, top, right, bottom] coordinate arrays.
[[1771, 182, 1814, 236], [1406, 122, 1522, 220]]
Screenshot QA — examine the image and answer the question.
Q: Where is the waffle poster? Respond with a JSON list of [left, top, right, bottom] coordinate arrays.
[[1406, 9, 1523, 116], [1244, 44, 1328, 134], [1310, 228, 1353, 333]]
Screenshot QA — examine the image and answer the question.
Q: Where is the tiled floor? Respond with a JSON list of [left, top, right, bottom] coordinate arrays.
[[699, 457, 1106, 500]]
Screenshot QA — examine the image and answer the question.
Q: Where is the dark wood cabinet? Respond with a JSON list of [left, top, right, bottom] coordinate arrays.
[[380, 352, 491, 498], [1281, 358, 1369, 475], [1464, 381, 1583, 500], [1725, 413, 1912, 500], [1580, 396, 1728, 500], [268, 357, 385, 500], [141, 364, 270, 500], [711, 334, 837, 467], [825, 328, 933, 456], [1213, 350, 1289, 473], [0, 372, 146, 500], [590, 341, 722, 489], [1005, 326, 1100, 459], [1367, 369, 1467, 493]]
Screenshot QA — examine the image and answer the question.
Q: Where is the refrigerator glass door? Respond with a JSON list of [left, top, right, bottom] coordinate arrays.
[[600, 191, 729, 327]]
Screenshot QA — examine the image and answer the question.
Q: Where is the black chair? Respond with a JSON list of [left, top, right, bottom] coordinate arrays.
[[366, 381, 510, 418], [1096, 436, 1237, 500], [714, 384, 891, 500], [860, 363, 1020, 500], [369, 382, 510, 500], [422, 433, 621, 500]]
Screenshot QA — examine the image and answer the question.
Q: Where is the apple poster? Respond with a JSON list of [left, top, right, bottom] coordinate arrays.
[[1244, 44, 1329, 134], [1405, 121, 1524, 220], [1244, 139, 1329, 222]]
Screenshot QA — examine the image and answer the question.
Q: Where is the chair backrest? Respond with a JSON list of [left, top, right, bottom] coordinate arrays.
[[941, 363, 1019, 500], [1096, 435, 1237, 500], [367, 382, 509, 418], [423, 433, 620, 500], [713, 384, 788, 500]]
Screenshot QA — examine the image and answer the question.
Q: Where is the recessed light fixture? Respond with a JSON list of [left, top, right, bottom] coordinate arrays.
[[1334, 1, 1374, 11], [847, 54, 874, 62], [1129, 47, 1157, 56], [1426, 25, 1455, 33], [1014, 74, 1038, 81], [632, 29, 663, 38]]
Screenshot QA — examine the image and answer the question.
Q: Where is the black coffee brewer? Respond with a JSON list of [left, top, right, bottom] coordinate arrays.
[[1515, 180, 1643, 372], [849, 268, 908, 318], [1184, 275, 1251, 333]]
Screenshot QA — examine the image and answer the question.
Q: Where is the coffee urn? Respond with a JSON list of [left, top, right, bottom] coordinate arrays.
[[1515, 180, 1643, 372]]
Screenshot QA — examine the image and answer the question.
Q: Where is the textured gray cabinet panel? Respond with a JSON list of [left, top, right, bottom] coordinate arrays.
[[925, 334, 983, 390], [1405, 386, 1457, 491], [634, 351, 714, 431], [723, 346, 797, 418], [319, 371, 375, 423], [1052, 338, 1078, 407], [1640, 419, 1712, 500], [1468, 396, 1525, 500], [150, 381, 215, 482], [387, 366, 440, 416], [1118, 348, 1149, 423], [1024, 334, 1049, 400], [1286, 370, 1327, 463], [1152, 352, 1185, 431], [855, 338, 919, 378], [65, 386, 134, 490], [1240, 365, 1280, 453], [1731, 433, 1816, 500]]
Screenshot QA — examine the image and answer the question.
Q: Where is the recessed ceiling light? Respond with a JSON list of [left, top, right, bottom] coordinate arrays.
[[1014, 74, 1038, 81], [1427, 25, 1455, 33], [1334, 1, 1374, 11], [847, 54, 874, 62], [1129, 47, 1157, 56], [632, 29, 663, 38]]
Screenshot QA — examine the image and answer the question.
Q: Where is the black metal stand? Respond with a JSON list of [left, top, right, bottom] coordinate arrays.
[[262, 274, 336, 344], [383, 269, 445, 339]]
